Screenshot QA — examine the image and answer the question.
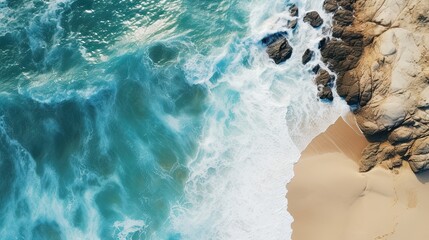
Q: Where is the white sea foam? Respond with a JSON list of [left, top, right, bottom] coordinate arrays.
[[1, 0, 348, 239], [113, 219, 146, 240], [171, 0, 348, 239]]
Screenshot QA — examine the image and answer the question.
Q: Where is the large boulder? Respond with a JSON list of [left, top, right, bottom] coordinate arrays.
[[262, 33, 293, 64], [304, 11, 324, 28]]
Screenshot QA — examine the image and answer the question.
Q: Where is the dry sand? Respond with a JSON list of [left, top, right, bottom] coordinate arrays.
[[287, 116, 429, 240]]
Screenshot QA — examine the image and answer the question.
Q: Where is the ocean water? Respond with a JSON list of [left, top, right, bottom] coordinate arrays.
[[0, 0, 348, 239]]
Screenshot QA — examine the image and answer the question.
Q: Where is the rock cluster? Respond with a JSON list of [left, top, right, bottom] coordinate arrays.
[[262, 0, 429, 173], [320, 0, 374, 106], [262, 32, 293, 64], [321, 0, 429, 172], [262, 4, 300, 64]]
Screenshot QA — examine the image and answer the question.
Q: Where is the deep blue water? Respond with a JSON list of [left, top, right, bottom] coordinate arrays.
[[0, 0, 346, 239]]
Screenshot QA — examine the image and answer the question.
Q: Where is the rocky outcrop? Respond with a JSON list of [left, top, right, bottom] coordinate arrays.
[[303, 11, 324, 28], [319, 0, 371, 106], [321, 0, 429, 172], [262, 32, 293, 64], [261, 0, 429, 173]]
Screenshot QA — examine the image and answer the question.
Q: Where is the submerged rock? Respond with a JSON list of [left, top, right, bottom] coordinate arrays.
[[303, 11, 324, 28]]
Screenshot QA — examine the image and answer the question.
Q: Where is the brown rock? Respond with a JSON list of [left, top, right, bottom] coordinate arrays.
[[358, 72, 372, 107], [265, 37, 293, 64], [317, 86, 334, 101], [336, 71, 360, 105], [378, 143, 396, 160], [320, 39, 362, 75], [333, 9, 354, 26], [389, 156, 403, 168], [411, 137, 429, 155], [333, 27, 364, 47], [323, 0, 338, 13], [409, 154, 429, 172], [360, 143, 381, 172], [302, 49, 314, 65], [303, 11, 324, 28], [315, 69, 334, 86], [388, 127, 414, 144], [395, 143, 411, 156], [315, 69, 335, 101], [337, 0, 355, 11], [357, 117, 387, 138]]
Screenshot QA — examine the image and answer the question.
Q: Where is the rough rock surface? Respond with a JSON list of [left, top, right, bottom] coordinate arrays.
[[322, 0, 429, 172], [303, 11, 324, 28], [302, 49, 314, 65], [262, 33, 293, 64], [314, 68, 335, 101], [262, 4, 299, 63]]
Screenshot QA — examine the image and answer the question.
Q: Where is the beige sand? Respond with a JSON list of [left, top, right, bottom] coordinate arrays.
[[287, 116, 429, 240]]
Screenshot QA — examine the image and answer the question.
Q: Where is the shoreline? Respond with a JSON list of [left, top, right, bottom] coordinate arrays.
[[286, 0, 429, 238], [287, 116, 429, 240]]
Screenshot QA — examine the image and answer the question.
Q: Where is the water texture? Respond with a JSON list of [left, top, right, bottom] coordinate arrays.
[[0, 0, 347, 239]]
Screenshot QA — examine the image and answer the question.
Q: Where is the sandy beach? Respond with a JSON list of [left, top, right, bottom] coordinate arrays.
[[288, 116, 429, 240]]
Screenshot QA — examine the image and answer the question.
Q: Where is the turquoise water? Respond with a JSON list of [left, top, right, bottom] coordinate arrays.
[[0, 0, 347, 239]]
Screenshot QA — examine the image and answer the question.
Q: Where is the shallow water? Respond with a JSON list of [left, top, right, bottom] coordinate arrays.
[[0, 0, 347, 239]]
